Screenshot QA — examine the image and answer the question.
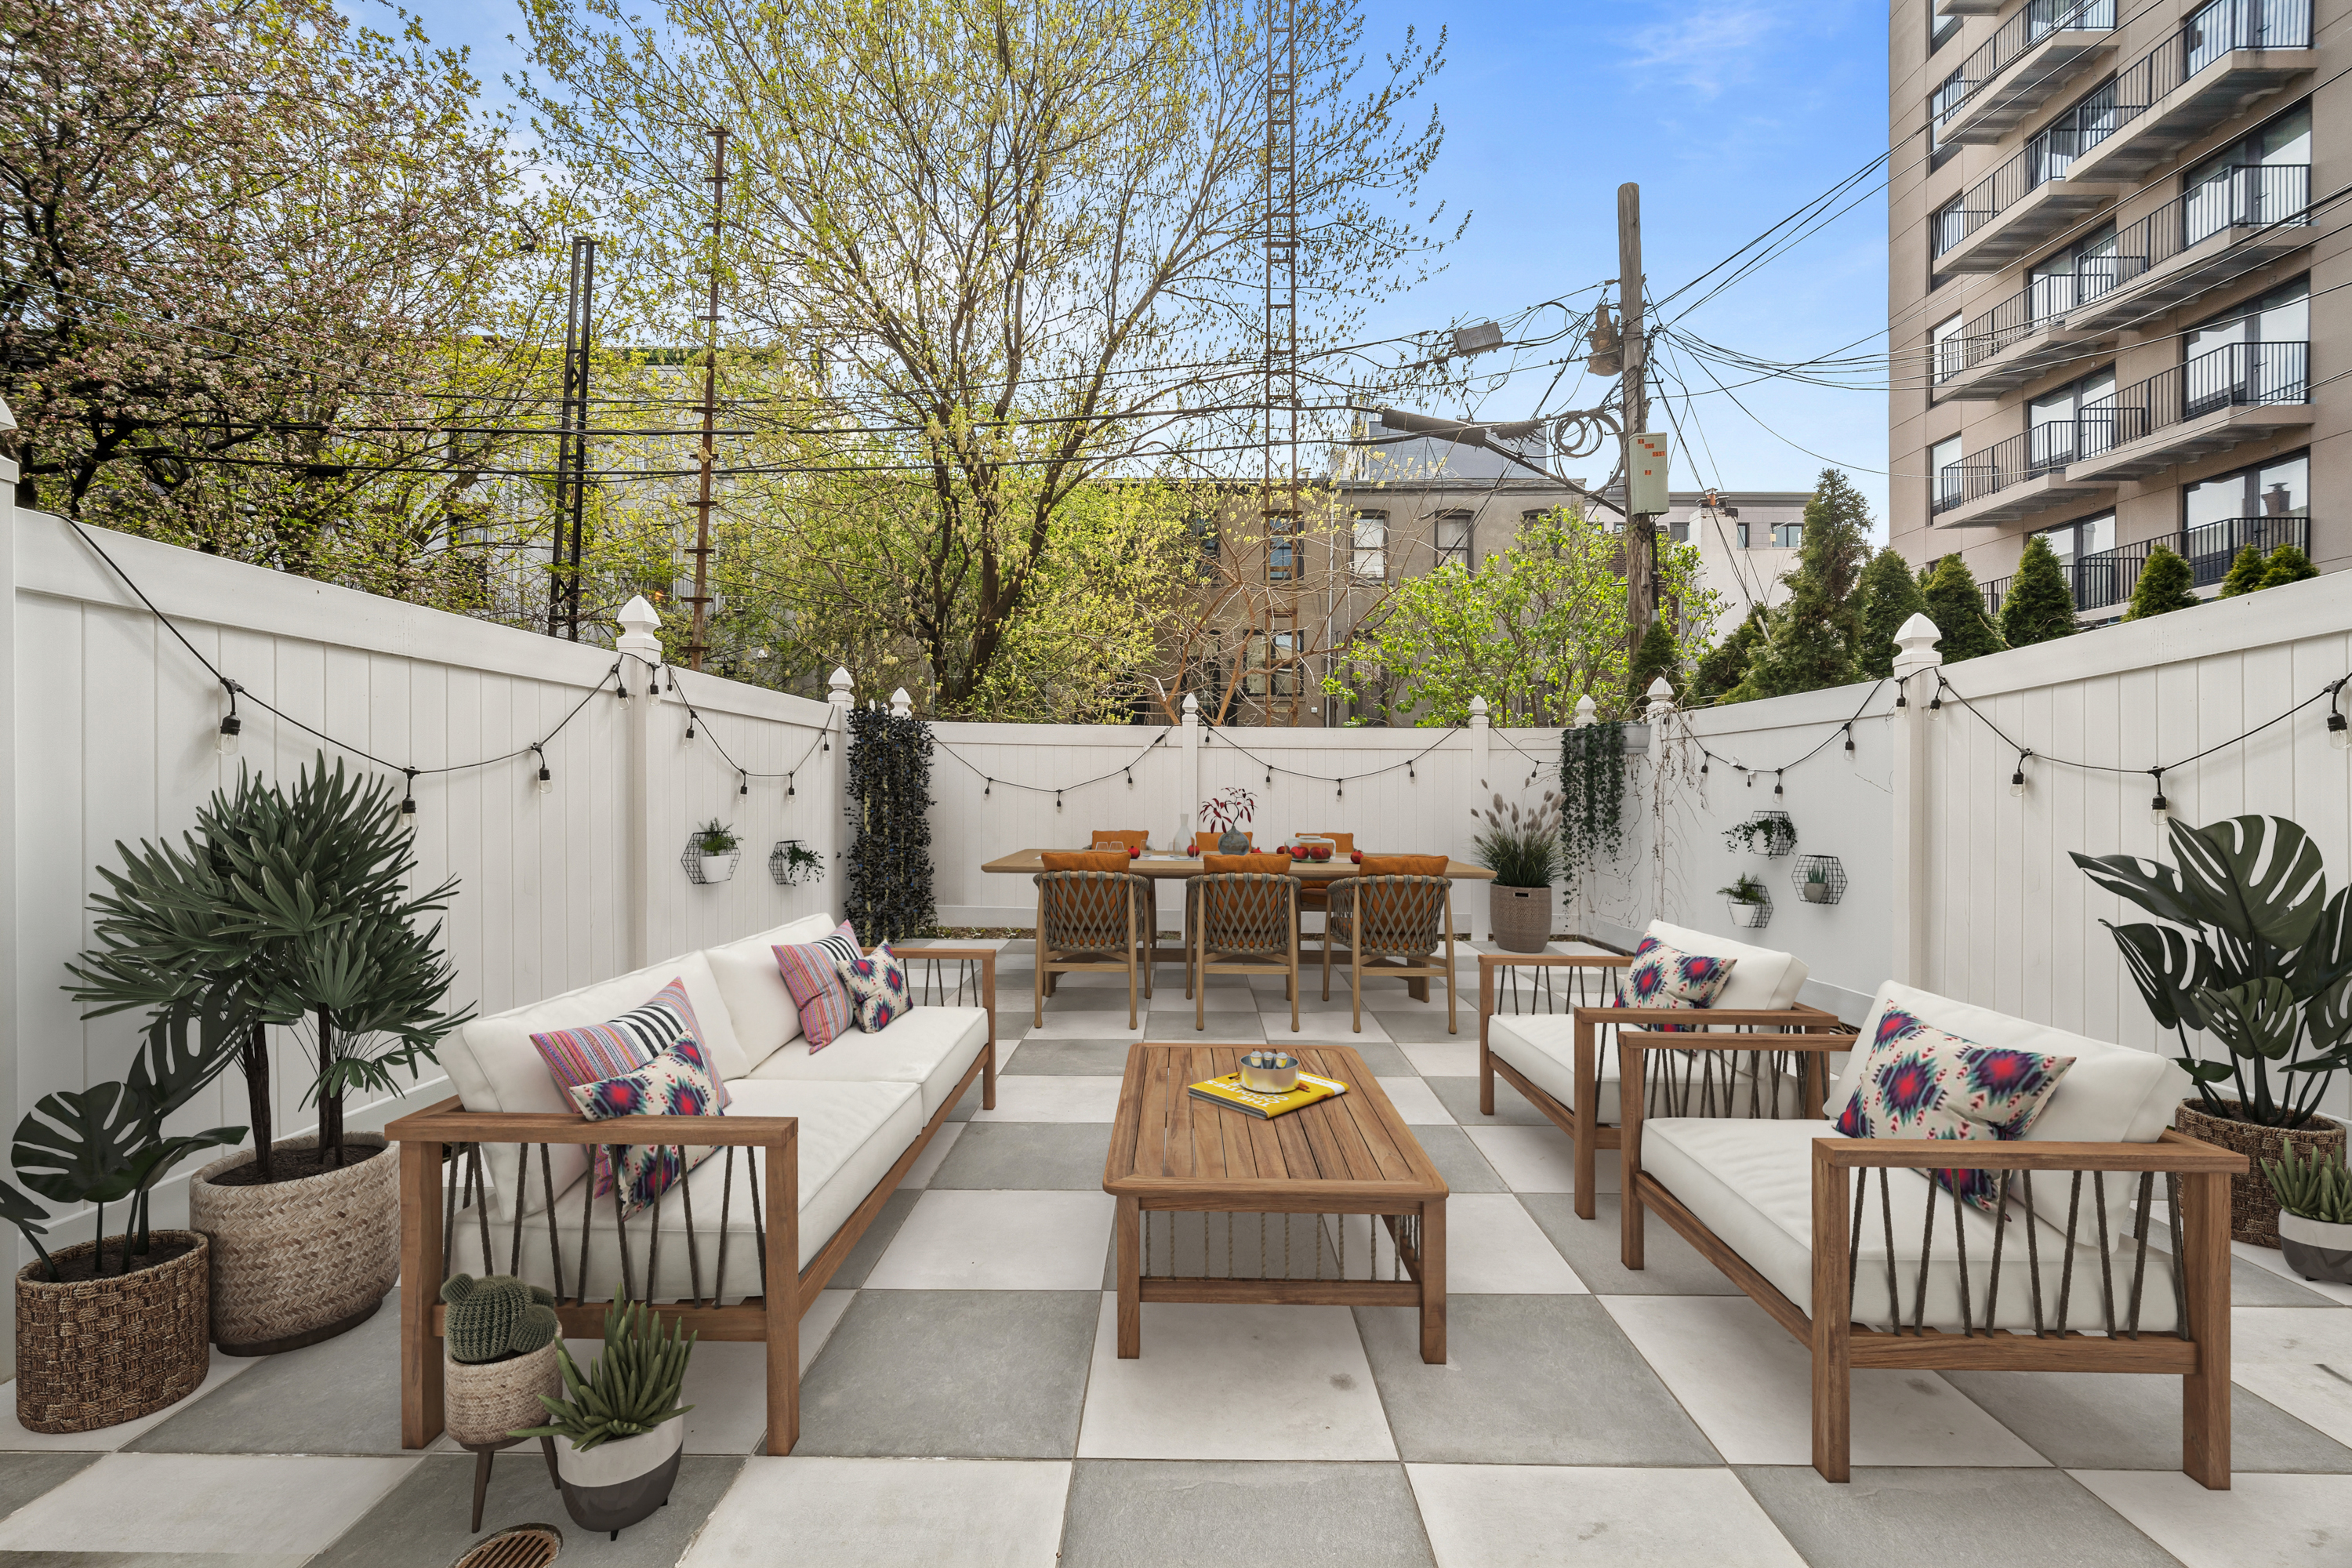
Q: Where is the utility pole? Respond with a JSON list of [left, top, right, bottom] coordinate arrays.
[[685, 125, 728, 672], [1617, 181, 1657, 655], [549, 236, 597, 641]]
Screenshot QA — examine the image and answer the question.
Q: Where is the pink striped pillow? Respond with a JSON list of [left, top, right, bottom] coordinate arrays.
[[775, 922, 860, 1052], [532, 978, 731, 1192]]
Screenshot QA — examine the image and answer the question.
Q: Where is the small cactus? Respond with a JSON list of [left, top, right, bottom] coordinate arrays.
[[441, 1273, 561, 1364]]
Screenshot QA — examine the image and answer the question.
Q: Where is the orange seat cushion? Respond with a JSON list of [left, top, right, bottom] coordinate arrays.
[[1203, 853, 1292, 875], [1359, 854, 1450, 877], [1042, 850, 1133, 873]]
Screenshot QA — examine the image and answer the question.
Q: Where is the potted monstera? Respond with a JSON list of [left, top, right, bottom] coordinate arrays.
[[67, 755, 470, 1353], [2074, 814, 2352, 1246], [2, 1004, 245, 1432]]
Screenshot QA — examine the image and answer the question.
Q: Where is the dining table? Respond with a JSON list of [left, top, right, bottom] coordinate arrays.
[[980, 848, 1494, 972]]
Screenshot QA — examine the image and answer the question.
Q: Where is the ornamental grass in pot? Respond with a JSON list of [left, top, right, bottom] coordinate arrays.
[[67, 754, 471, 1352], [2, 1010, 245, 1432], [517, 1300, 696, 1541], [2074, 814, 2352, 1247], [2262, 1145, 2352, 1284], [1474, 793, 1562, 954]]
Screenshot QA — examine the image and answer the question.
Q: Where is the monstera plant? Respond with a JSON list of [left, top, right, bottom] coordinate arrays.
[[2073, 815, 2352, 1130]]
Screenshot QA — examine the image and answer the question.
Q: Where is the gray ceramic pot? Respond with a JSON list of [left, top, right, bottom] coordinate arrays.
[[554, 1421, 685, 1540], [2277, 1210, 2352, 1285]]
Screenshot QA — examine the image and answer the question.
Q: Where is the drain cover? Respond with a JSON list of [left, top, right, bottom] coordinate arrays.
[[451, 1523, 562, 1568]]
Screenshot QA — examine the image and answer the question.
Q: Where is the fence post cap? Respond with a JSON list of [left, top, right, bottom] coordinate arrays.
[[1181, 692, 1200, 719], [1893, 612, 1945, 680], [615, 595, 663, 659], [1468, 695, 1489, 724], [1645, 676, 1677, 720], [889, 687, 913, 718], [1572, 694, 1598, 728]]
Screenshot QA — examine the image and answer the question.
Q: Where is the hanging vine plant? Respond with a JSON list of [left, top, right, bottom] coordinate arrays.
[[844, 707, 935, 944], [1559, 720, 1628, 887]]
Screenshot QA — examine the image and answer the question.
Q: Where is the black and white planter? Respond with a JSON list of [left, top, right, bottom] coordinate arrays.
[[554, 1421, 685, 1539], [2277, 1211, 2352, 1285]]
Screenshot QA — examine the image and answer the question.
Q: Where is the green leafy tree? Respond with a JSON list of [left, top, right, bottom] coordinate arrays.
[[2125, 544, 2198, 620], [1724, 468, 1873, 700], [1854, 546, 1926, 678], [2260, 543, 2320, 589], [1690, 611, 1763, 705], [1920, 554, 2005, 662], [2219, 546, 2269, 597], [1998, 535, 2078, 647], [1625, 617, 1682, 709]]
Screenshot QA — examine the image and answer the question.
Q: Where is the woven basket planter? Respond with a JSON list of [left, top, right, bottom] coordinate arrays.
[[2175, 1099, 2346, 1248], [189, 1132, 399, 1354], [1490, 885, 1552, 954], [15, 1232, 209, 1434], [445, 1341, 563, 1446]]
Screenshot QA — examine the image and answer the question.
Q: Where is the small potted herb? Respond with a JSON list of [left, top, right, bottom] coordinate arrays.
[[2263, 1144, 2352, 1284], [1721, 875, 1772, 930], [688, 819, 741, 884], [517, 1300, 696, 1540]]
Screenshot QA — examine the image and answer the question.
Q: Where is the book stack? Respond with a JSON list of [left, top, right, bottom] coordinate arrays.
[[1187, 1071, 1349, 1120]]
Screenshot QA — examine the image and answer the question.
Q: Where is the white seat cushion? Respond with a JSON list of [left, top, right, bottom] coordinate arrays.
[[1491, 1013, 1807, 1123], [748, 1005, 990, 1120], [705, 913, 840, 1068], [439, 950, 752, 1219], [449, 1077, 924, 1298], [1644, 920, 1810, 1011], [1642, 1117, 2180, 1335]]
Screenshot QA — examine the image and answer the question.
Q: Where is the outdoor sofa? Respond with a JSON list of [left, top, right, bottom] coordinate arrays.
[[389, 913, 995, 1457]]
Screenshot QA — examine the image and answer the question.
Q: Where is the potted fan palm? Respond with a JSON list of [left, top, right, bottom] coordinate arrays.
[[1472, 793, 1563, 953], [3, 1006, 245, 1432], [2074, 814, 2350, 1246], [67, 755, 470, 1352], [2263, 1145, 2352, 1284], [517, 1300, 697, 1540]]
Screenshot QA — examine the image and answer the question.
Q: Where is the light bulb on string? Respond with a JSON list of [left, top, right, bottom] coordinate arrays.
[[2010, 750, 2029, 798], [2150, 769, 2169, 826], [1773, 771, 1784, 797], [788, 772, 797, 797], [984, 778, 992, 797], [1055, 789, 1063, 811], [398, 768, 419, 826], [534, 745, 552, 796], [2331, 689, 2351, 750], [739, 770, 750, 797], [1843, 724, 1855, 755]]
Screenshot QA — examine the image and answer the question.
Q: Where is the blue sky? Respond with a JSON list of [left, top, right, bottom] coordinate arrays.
[[383, 0, 1896, 527]]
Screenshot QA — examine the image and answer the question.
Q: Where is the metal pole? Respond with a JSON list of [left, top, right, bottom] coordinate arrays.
[[686, 126, 728, 672], [550, 237, 597, 641], [1617, 182, 1654, 654]]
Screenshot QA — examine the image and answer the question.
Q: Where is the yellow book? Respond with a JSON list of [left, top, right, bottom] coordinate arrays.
[[1187, 1071, 1349, 1120]]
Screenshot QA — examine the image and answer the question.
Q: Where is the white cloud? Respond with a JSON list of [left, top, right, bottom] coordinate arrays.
[[1624, 2, 1790, 96]]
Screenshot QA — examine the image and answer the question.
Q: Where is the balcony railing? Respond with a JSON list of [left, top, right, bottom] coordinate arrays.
[[2068, 0, 2311, 162], [1933, 423, 2080, 514], [1980, 515, 2310, 615], [2078, 339, 2308, 456], [1933, 0, 2117, 135], [1938, 271, 2101, 382], [1935, 134, 2085, 257], [2074, 162, 2311, 292]]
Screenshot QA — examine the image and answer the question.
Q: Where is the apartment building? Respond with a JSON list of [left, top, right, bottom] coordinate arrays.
[[1893, 0, 2332, 620]]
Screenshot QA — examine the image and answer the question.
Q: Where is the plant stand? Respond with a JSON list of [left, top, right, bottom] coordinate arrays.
[[461, 1435, 561, 1534]]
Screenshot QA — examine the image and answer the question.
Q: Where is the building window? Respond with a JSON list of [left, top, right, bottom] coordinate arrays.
[[1930, 434, 1963, 512], [1349, 511, 1388, 583], [2186, 449, 2308, 526], [2035, 511, 2116, 568], [1930, 0, 1961, 53], [1931, 313, 1964, 385], [1267, 514, 1296, 583], [2184, 101, 2310, 244], [1435, 510, 1472, 568], [2030, 365, 2114, 467], [1735, 521, 1751, 548], [1933, 194, 1966, 257], [1771, 521, 1804, 548], [2184, 275, 2310, 406], [2028, 222, 2119, 319]]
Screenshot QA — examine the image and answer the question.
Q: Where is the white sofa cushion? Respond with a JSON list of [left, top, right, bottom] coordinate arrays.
[[748, 1004, 989, 1120], [439, 950, 750, 1219], [1645, 920, 1810, 1011], [705, 913, 840, 1067], [1490, 1013, 1807, 1123], [448, 1077, 924, 1297], [1826, 981, 2186, 1145], [1642, 1116, 2180, 1334]]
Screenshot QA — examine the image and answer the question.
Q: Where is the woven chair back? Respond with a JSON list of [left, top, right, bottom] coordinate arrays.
[[1344, 874, 1450, 956], [1037, 869, 1140, 953], [1193, 873, 1297, 957]]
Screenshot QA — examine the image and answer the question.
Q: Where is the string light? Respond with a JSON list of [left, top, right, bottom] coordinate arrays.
[[1055, 789, 1062, 811], [1336, 778, 1345, 800], [739, 769, 749, 797], [788, 772, 797, 797], [1842, 723, 1854, 755], [984, 778, 992, 797], [534, 744, 553, 796], [2331, 682, 2350, 750], [2010, 750, 2029, 798], [1773, 770, 1784, 797], [216, 681, 243, 757], [2150, 768, 2169, 826], [398, 768, 419, 822]]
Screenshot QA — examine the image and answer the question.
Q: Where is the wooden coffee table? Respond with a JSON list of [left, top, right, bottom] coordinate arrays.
[[1102, 1044, 1447, 1363]]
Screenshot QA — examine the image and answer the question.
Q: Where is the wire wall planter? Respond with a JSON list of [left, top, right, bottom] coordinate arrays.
[[1726, 811, 1798, 858], [768, 840, 824, 887], [1793, 855, 1847, 906]]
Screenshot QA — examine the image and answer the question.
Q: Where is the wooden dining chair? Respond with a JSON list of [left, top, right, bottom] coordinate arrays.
[[1291, 830, 1355, 935], [1186, 855, 1300, 1031], [1090, 830, 1161, 963], [1035, 851, 1151, 1027], [1323, 866, 1457, 1034]]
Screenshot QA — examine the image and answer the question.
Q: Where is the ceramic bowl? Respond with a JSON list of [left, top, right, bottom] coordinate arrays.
[[1239, 1051, 1301, 1094]]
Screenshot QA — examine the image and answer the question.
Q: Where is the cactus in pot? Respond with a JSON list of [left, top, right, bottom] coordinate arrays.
[[442, 1273, 560, 1363], [439, 1273, 564, 1449]]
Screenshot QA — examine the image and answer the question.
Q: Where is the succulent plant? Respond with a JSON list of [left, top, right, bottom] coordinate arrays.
[[441, 1272, 560, 1364], [2263, 1142, 2352, 1225], [516, 1298, 696, 1451]]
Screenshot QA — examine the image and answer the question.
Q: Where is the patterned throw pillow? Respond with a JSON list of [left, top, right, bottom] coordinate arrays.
[[568, 1034, 724, 1215], [532, 978, 728, 1192], [774, 921, 862, 1052], [1613, 936, 1737, 1030], [1832, 1007, 2075, 1211], [838, 942, 913, 1032]]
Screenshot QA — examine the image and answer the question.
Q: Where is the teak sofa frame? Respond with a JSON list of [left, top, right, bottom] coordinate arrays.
[[1616, 1029, 2247, 1486], [389, 947, 996, 1460], [1475, 953, 1846, 1218]]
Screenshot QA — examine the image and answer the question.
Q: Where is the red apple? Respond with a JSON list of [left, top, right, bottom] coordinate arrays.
[[1128, 844, 1141, 858], [1350, 849, 1363, 863]]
